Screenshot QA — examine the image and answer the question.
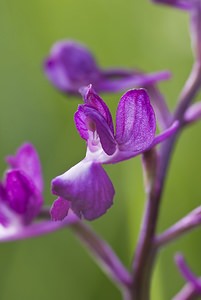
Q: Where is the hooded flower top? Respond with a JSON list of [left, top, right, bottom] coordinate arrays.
[[51, 85, 178, 221]]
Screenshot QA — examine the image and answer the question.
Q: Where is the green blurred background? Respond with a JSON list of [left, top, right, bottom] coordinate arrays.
[[0, 0, 201, 299]]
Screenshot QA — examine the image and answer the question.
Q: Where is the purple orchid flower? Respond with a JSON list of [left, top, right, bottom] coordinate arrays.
[[51, 85, 178, 221], [44, 40, 170, 95], [0, 143, 43, 239], [0, 143, 78, 242]]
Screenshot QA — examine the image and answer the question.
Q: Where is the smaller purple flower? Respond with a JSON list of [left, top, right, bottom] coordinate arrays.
[[44, 40, 170, 95], [0, 143, 79, 242], [0, 143, 43, 239], [51, 85, 178, 221]]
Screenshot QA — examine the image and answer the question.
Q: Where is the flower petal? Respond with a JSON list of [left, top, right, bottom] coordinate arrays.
[[115, 89, 156, 152], [82, 105, 117, 156], [79, 85, 114, 134], [74, 105, 89, 141], [44, 40, 100, 93], [6, 143, 43, 193], [50, 197, 70, 221], [5, 170, 43, 224], [75, 104, 116, 155], [52, 161, 115, 221], [107, 121, 179, 164], [75, 87, 116, 155]]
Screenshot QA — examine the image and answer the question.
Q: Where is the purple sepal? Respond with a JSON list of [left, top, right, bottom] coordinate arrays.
[[151, 0, 192, 10], [44, 40, 101, 93], [6, 143, 43, 193], [75, 104, 117, 156], [5, 170, 43, 224], [52, 161, 115, 221], [81, 105, 117, 156], [79, 85, 114, 134], [50, 197, 70, 221], [175, 253, 201, 294], [75, 86, 117, 156], [116, 89, 156, 152], [44, 40, 171, 95], [74, 105, 89, 141]]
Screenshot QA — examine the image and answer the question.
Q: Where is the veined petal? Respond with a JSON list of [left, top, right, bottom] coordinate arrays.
[[115, 89, 156, 152], [5, 170, 43, 224], [79, 85, 114, 134], [74, 105, 89, 141], [6, 143, 43, 193], [50, 197, 70, 221], [52, 161, 115, 221]]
